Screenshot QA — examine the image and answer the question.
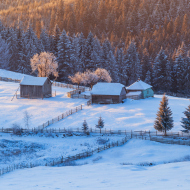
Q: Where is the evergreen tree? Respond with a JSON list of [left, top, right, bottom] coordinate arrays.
[[153, 48, 171, 92], [181, 105, 190, 131], [82, 120, 89, 134], [154, 94, 174, 135], [57, 30, 71, 80], [0, 35, 10, 69], [124, 40, 141, 85], [96, 116, 104, 133]]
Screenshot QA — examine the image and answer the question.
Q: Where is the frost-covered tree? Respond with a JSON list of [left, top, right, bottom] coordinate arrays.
[[0, 35, 9, 69], [124, 40, 141, 85], [82, 120, 89, 134], [181, 105, 190, 131], [69, 72, 84, 88], [57, 30, 71, 80], [82, 70, 99, 89], [96, 116, 104, 133], [94, 68, 112, 83], [154, 94, 174, 135], [30, 52, 58, 78]]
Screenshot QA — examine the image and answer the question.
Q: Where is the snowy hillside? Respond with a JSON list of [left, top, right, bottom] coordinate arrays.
[[51, 95, 188, 132], [1, 139, 190, 190], [0, 81, 87, 129], [0, 69, 29, 80]]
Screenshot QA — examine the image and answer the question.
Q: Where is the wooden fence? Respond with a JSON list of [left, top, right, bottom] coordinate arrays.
[[37, 105, 83, 130], [0, 76, 21, 83], [0, 136, 129, 176], [53, 81, 90, 91]]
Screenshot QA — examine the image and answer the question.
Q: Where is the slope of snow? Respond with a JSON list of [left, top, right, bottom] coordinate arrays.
[[0, 133, 123, 169], [0, 69, 29, 80], [0, 81, 87, 129], [51, 95, 188, 132], [1, 139, 190, 189]]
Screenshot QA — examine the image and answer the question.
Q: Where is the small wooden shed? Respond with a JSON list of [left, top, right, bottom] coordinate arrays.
[[91, 82, 126, 104], [20, 76, 52, 99], [126, 79, 154, 100]]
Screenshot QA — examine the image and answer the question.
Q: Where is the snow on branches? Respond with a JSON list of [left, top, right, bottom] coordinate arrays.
[[69, 68, 112, 89], [30, 52, 58, 78]]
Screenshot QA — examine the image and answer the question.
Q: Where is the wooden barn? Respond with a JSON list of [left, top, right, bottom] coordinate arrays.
[[126, 79, 154, 100], [20, 76, 52, 99], [91, 83, 126, 104]]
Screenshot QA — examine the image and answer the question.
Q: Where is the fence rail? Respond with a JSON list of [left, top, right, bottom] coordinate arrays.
[[0, 76, 21, 83], [0, 136, 129, 176]]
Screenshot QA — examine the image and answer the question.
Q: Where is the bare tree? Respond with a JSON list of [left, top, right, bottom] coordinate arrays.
[[23, 111, 32, 129], [95, 68, 112, 83], [30, 52, 58, 78], [69, 72, 84, 88]]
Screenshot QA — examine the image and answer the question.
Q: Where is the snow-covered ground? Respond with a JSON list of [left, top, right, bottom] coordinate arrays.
[[51, 95, 189, 132], [0, 81, 87, 129], [1, 139, 190, 190], [0, 69, 28, 80], [0, 133, 123, 169]]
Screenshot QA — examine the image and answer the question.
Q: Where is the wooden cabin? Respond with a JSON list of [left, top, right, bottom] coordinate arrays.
[[20, 76, 52, 99], [91, 83, 126, 104], [126, 79, 154, 100]]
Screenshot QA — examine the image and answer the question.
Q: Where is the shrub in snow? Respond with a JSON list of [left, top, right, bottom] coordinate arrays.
[[30, 52, 58, 78], [82, 120, 89, 134], [92, 156, 102, 162], [96, 116, 104, 133], [181, 105, 190, 131], [12, 123, 23, 135], [96, 137, 109, 145], [154, 94, 174, 135]]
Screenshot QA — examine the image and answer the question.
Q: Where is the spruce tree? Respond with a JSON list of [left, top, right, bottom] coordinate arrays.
[[181, 105, 190, 131], [154, 94, 174, 135], [96, 116, 104, 133], [82, 120, 89, 134]]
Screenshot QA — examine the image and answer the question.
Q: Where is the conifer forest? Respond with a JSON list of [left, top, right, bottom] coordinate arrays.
[[0, 0, 190, 93]]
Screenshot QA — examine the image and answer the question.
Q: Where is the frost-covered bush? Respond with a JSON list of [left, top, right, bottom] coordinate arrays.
[[12, 123, 23, 135], [96, 137, 109, 145]]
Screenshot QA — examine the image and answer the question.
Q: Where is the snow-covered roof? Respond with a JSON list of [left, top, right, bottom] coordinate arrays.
[[91, 82, 125, 95], [126, 91, 142, 96], [126, 80, 152, 90], [20, 76, 48, 86]]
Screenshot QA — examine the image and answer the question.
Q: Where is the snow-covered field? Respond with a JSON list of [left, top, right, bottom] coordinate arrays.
[[51, 95, 189, 132], [0, 133, 123, 169], [0, 69, 28, 80], [1, 69, 190, 189], [1, 139, 190, 190], [0, 81, 87, 129]]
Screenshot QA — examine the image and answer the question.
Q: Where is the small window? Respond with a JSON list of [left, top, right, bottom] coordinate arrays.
[[147, 89, 149, 94]]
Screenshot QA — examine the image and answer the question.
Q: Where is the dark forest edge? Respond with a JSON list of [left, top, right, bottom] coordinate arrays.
[[0, 0, 190, 94]]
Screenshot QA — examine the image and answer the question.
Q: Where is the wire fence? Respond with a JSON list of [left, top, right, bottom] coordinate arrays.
[[0, 136, 129, 176]]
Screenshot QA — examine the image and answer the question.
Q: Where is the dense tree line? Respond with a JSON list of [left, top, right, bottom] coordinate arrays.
[[0, 0, 190, 94]]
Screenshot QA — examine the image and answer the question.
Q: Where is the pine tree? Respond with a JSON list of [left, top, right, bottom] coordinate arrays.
[[154, 94, 174, 135], [0, 35, 10, 69], [181, 105, 190, 131], [57, 30, 71, 80], [124, 40, 141, 85], [82, 120, 89, 134], [96, 116, 104, 133]]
